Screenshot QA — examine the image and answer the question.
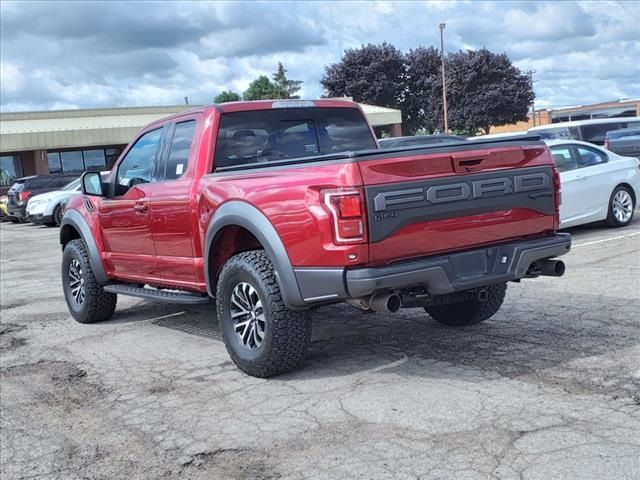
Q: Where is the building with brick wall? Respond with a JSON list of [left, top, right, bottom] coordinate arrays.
[[489, 99, 640, 135]]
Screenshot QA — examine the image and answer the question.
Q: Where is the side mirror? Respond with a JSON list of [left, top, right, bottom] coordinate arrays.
[[81, 171, 105, 196]]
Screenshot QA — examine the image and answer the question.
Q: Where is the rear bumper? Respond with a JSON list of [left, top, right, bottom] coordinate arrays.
[[8, 205, 27, 219], [293, 234, 571, 304]]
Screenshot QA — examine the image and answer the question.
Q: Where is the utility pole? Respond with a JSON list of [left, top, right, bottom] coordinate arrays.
[[525, 70, 536, 126], [439, 23, 449, 133]]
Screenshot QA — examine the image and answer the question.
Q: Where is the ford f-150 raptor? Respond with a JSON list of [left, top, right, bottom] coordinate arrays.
[[60, 99, 571, 377]]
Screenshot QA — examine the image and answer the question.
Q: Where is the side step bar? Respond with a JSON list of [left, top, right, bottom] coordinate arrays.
[[103, 284, 211, 305]]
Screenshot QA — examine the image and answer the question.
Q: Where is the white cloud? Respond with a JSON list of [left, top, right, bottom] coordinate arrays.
[[0, 61, 24, 95], [0, 0, 638, 112]]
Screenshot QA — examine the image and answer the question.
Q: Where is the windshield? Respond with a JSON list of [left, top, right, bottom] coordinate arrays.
[[530, 126, 579, 140], [62, 178, 82, 191], [214, 107, 376, 169]]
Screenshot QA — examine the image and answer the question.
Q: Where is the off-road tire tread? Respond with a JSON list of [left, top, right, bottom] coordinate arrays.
[[606, 186, 635, 227], [63, 239, 117, 323], [217, 250, 311, 378], [425, 283, 507, 326]]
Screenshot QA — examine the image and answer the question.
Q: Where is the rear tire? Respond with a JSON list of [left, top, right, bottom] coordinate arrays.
[[425, 283, 507, 327], [606, 186, 635, 227], [216, 250, 311, 378], [62, 239, 117, 323]]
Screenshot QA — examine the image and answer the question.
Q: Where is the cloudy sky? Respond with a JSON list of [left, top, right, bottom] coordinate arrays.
[[1, 0, 638, 112]]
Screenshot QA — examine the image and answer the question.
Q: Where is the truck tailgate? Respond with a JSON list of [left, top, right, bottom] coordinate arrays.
[[358, 139, 558, 265]]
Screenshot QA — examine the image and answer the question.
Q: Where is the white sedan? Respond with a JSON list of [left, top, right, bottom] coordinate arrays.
[[546, 139, 640, 228]]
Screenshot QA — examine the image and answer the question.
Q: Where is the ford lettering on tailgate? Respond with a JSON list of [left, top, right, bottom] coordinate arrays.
[[365, 166, 555, 242]]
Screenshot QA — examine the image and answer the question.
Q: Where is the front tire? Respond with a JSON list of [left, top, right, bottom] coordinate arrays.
[[606, 186, 635, 227], [53, 204, 64, 227], [62, 239, 117, 323], [216, 250, 311, 378], [425, 283, 507, 327]]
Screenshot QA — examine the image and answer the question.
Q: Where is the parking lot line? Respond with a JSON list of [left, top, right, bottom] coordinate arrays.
[[572, 231, 640, 248]]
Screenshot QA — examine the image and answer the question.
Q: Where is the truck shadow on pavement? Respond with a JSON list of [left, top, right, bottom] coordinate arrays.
[[134, 289, 639, 399], [297, 295, 639, 399]]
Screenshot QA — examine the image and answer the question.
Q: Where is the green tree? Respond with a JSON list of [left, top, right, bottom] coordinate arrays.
[[446, 48, 534, 135], [401, 46, 442, 134], [243, 75, 279, 100], [321, 43, 404, 108], [272, 62, 302, 99], [214, 91, 241, 103]]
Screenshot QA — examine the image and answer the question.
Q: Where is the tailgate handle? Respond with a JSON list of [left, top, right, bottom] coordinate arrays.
[[457, 158, 485, 172], [459, 159, 484, 167]]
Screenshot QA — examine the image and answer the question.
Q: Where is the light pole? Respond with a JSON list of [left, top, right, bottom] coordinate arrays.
[[439, 23, 449, 133]]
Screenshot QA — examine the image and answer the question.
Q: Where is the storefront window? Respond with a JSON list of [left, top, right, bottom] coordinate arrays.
[[0, 155, 23, 187], [48, 152, 62, 173], [83, 149, 106, 171], [60, 151, 84, 173], [105, 148, 122, 168]]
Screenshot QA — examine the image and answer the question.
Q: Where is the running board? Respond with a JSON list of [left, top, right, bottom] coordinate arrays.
[[103, 284, 211, 305]]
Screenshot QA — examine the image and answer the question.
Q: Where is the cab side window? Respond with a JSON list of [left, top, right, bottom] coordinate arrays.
[[576, 146, 607, 168], [165, 120, 196, 180], [116, 128, 163, 195], [550, 146, 578, 172]]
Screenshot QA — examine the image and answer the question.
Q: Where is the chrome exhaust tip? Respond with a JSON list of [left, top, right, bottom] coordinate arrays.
[[369, 293, 402, 313]]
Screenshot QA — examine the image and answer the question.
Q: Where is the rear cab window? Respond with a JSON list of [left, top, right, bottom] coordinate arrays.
[[214, 107, 376, 170]]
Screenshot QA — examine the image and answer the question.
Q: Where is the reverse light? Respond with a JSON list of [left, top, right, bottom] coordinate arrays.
[[18, 191, 32, 203], [322, 188, 366, 244]]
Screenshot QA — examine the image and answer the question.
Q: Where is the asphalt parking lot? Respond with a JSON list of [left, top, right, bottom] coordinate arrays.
[[1, 219, 639, 480]]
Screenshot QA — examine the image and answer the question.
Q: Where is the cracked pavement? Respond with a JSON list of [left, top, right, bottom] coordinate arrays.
[[1, 218, 639, 479]]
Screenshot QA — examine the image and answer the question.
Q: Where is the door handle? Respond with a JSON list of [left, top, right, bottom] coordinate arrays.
[[575, 175, 587, 181], [133, 202, 148, 214]]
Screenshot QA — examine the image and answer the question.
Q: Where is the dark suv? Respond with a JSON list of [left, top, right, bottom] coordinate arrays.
[[605, 127, 640, 157], [7, 174, 78, 223]]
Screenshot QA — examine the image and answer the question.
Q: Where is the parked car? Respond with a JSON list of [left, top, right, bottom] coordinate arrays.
[[379, 134, 467, 148], [60, 100, 570, 377], [0, 195, 8, 221], [26, 172, 108, 227], [604, 127, 640, 158], [7, 174, 78, 223], [546, 139, 640, 228], [529, 117, 640, 145]]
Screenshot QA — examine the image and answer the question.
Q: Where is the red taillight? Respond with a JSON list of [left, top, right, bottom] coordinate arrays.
[[336, 195, 362, 218], [18, 191, 32, 202], [322, 189, 366, 243]]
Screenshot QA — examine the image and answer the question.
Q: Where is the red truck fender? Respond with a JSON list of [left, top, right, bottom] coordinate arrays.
[[203, 200, 307, 309], [59, 208, 108, 284]]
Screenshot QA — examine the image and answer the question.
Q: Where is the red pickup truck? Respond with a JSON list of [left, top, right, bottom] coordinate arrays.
[[60, 99, 570, 377]]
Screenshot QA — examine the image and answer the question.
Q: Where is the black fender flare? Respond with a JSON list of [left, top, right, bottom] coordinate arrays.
[[204, 201, 306, 309], [59, 209, 108, 284]]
